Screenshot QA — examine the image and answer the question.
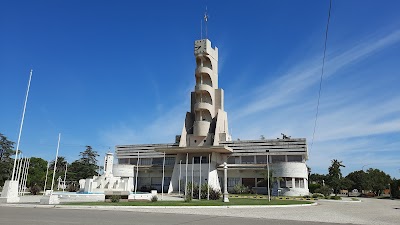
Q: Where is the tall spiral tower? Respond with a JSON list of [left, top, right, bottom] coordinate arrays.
[[178, 38, 231, 147]]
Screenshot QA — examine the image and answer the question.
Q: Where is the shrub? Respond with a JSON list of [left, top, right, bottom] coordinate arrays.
[[29, 184, 41, 195], [315, 186, 332, 197], [312, 193, 325, 198], [185, 182, 221, 200], [184, 193, 192, 202], [209, 188, 222, 200], [309, 183, 321, 194], [232, 184, 250, 194], [330, 196, 341, 200], [110, 195, 121, 203], [151, 195, 158, 202]]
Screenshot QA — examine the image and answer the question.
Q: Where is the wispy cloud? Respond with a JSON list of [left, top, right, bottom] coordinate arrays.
[[230, 29, 400, 121], [226, 28, 400, 176]]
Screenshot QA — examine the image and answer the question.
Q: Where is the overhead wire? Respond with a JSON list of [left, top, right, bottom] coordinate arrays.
[[310, 0, 332, 152]]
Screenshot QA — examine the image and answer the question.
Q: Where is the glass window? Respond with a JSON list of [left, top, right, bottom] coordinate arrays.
[[287, 155, 303, 162], [119, 158, 129, 164], [228, 177, 240, 187], [242, 178, 256, 188], [286, 177, 293, 188], [193, 156, 208, 164], [280, 178, 286, 188], [256, 155, 268, 164], [227, 156, 240, 164], [165, 157, 175, 165], [152, 158, 163, 166], [257, 178, 267, 187], [129, 158, 137, 165], [271, 155, 285, 163], [295, 178, 305, 188], [140, 158, 152, 165], [241, 156, 254, 164]]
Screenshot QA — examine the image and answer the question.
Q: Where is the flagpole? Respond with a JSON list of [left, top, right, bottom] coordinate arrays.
[[63, 161, 68, 192], [199, 156, 202, 200], [267, 154, 271, 202], [179, 160, 181, 196], [134, 151, 139, 199], [18, 157, 25, 195], [161, 152, 165, 200], [207, 154, 210, 200], [22, 158, 30, 196], [11, 69, 33, 181], [43, 162, 50, 195], [51, 133, 61, 193], [17, 154, 24, 184], [191, 157, 194, 199], [185, 153, 188, 199]]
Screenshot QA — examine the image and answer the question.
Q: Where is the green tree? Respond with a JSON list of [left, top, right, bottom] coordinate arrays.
[[26, 157, 48, 192], [390, 179, 400, 199], [364, 168, 391, 196], [0, 133, 15, 186], [346, 170, 366, 192], [309, 173, 328, 185], [327, 159, 345, 196], [68, 146, 100, 183]]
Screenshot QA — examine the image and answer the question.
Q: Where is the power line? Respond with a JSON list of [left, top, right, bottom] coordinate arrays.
[[310, 0, 332, 152]]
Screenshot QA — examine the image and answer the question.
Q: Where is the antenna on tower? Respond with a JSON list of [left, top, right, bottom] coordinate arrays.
[[200, 19, 203, 39], [204, 6, 209, 39]]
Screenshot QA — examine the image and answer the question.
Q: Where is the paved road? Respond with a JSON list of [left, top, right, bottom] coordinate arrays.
[[1, 197, 399, 225], [0, 206, 349, 225]]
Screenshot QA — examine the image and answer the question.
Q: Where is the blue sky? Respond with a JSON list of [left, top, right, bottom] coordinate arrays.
[[1, 1, 399, 178]]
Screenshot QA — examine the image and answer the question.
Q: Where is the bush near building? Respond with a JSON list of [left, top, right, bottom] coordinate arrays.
[[390, 179, 400, 199]]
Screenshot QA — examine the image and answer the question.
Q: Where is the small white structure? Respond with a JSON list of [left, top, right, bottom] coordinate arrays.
[[0, 180, 20, 203], [79, 152, 135, 194]]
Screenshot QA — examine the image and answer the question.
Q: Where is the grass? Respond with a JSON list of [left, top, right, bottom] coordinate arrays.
[[351, 198, 359, 201], [64, 198, 313, 206]]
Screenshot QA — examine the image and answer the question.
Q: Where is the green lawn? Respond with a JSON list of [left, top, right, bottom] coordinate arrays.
[[64, 198, 313, 206]]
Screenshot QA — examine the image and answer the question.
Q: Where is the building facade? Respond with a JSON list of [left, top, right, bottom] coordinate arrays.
[[115, 38, 309, 196]]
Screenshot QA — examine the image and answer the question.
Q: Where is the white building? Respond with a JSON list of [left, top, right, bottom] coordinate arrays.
[[115, 37, 309, 197]]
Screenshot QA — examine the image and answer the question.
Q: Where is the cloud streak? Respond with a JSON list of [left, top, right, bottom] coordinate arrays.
[[230, 29, 400, 121]]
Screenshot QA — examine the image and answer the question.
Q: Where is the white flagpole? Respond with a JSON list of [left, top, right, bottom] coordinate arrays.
[[17, 155, 24, 185], [22, 157, 28, 195], [43, 162, 50, 195], [191, 157, 194, 199], [18, 157, 25, 195], [12, 69, 33, 181], [207, 154, 210, 200], [63, 161, 68, 192], [15, 157, 21, 183], [161, 152, 165, 200], [179, 160, 181, 196], [51, 133, 61, 193], [185, 153, 188, 198], [199, 156, 202, 200], [267, 154, 271, 202], [22, 158, 30, 196], [134, 151, 139, 199]]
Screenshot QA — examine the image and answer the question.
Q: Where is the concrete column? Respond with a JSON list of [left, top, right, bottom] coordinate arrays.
[[292, 178, 295, 188], [223, 162, 229, 202]]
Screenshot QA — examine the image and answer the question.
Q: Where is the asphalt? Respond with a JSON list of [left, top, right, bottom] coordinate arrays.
[[1, 196, 399, 225]]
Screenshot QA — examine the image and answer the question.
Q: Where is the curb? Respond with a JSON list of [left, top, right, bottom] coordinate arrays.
[[0, 202, 318, 210]]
